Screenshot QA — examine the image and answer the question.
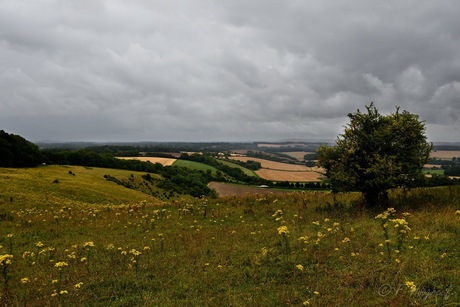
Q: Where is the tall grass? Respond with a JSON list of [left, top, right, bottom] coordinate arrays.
[[0, 167, 458, 306]]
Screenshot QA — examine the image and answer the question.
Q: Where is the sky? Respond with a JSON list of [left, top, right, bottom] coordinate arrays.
[[1, 0, 460, 143]]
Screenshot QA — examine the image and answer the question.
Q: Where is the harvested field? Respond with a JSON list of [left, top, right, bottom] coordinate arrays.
[[424, 164, 442, 168], [281, 151, 313, 160], [256, 169, 323, 182], [208, 182, 292, 196], [257, 143, 306, 148], [118, 157, 176, 166], [430, 150, 460, 159], [228, 156, 310, 171]]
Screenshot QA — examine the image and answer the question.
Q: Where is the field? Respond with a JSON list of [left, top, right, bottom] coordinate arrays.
[[281, 152, 314, 161], [118, 157, 176, 166], [256, 169, 323, 182], [229, 156, 310, 171], [208, 182, 291, 196], [430, 150, 460, 160], [257, 143, 306, 148], [0, 166, 458, 306], [172, 159, 218, 173], [228, 156, 324, 182]]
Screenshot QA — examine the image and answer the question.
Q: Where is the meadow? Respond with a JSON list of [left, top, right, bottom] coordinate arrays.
[[0, 166, 459, 306]]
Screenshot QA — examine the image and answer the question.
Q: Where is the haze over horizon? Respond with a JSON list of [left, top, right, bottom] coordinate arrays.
[[1, 1, 460, 143]]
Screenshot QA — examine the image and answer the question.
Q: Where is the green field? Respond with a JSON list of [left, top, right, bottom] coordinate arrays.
[[422, 168, 445, 175], [0, 166, 459, 306], [172, 159, 219, 173]]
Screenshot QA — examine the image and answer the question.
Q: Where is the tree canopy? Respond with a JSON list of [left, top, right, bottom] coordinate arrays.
[[316, 103, 432, 207], [0, 130, 44, 167]]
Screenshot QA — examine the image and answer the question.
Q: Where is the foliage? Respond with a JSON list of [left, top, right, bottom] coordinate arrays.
[[317, 103, 432, 207], [0, 130, 44, 167], [444, 165, 460, 176]]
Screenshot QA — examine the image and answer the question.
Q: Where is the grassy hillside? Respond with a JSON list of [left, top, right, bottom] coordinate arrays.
[[0, 166, 164, 207], [0, 167, 459, 306]]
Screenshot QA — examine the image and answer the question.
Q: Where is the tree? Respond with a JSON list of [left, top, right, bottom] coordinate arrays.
[[316, 103, 432, 207], [0, 130, 44, 167]]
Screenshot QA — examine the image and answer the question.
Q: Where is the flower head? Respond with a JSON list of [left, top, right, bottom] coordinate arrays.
[[277, 226, 289, 235], [0, 254, 13, 266], [405, 281, 417, 293]]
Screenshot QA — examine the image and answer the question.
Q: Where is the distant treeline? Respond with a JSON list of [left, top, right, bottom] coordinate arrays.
[[44, 143, 261, 155]]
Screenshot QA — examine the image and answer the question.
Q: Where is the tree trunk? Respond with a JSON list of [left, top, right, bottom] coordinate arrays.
[[363, 189, 389, 208]]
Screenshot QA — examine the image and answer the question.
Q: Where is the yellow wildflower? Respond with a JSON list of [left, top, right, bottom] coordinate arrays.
[[74, 282, 84, 290], [405, 281, 417, 293], [0, 254, 13, 266], [295, 264, 304, 271], [54, 262, 69, 268], [277, 226, 289, 235], [83, 242, 95, 248], [21, 278, 30, 284]]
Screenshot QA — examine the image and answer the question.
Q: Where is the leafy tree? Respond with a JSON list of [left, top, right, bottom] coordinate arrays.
[[0, 130, 44, 167], [316, 103, 432, 207]]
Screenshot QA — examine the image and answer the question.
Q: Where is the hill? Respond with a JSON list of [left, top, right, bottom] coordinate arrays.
[[0, 166, 166, 207], [0, 167, 458, 305]]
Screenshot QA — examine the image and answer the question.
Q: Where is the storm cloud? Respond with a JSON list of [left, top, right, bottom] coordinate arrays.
[[1, 0, 459, 142]]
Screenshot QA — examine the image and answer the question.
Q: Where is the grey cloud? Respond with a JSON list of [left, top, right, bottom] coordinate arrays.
[[1, 0, 459, 142]]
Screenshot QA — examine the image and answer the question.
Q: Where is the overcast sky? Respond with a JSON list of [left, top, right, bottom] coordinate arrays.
[[1, 0, 459, 142]]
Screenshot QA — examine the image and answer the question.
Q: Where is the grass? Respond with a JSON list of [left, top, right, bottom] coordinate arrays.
[[0, 166, 459, 306], [172, 160, 219, 173], [422, 169, 445, 175]]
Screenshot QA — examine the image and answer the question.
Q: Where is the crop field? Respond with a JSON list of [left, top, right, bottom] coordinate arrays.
[[118, 157, 176, 166], [256, 169, 323, 182], [228, 157, 324, 182], [0, 166, 458, 306], [430, 150, 460, 160], [281, 152, 313, 161], [257, 143, 306, 148], [228, 157, 311, 171]]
